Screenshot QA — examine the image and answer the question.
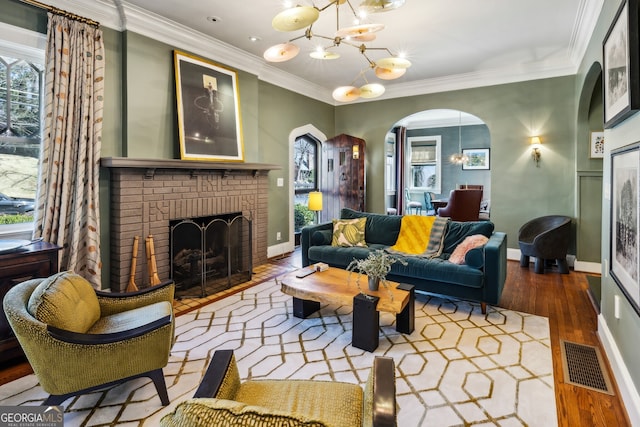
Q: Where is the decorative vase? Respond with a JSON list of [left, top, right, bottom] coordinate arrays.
[[368, 276, 380, 291]]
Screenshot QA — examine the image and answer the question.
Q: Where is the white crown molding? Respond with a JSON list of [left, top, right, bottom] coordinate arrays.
[[47, 0, 122, 30], [568, 0, 605, 65], [374, 62, 578, 103], [42, 1, 592, 106]]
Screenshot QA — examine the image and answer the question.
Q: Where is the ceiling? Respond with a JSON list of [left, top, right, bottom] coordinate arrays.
[[115, 0, 600, 104]]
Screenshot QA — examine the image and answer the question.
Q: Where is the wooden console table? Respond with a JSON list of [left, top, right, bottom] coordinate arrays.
[[0, 241, 61, 365]]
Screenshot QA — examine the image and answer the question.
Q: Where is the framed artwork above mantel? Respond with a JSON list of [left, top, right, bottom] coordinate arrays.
[[173, 50, 245, 162]]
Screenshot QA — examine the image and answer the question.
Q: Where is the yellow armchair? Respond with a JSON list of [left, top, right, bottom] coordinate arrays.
[[3, 271, 175, 406], [161, 349, 396, 427]]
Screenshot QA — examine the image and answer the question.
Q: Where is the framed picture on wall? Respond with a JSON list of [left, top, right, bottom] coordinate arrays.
[[610, 144, 640, 316], [462, 148, 490, 170], [603, 0, 640, 129], [173, 50, 245, 162], [590, 131, 605, 158]]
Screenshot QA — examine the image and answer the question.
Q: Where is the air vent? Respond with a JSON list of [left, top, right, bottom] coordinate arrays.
[[560, 339, 614, 395]]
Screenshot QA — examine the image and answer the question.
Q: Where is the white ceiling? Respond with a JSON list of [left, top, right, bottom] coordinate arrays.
[[46, 0, 603, 104]]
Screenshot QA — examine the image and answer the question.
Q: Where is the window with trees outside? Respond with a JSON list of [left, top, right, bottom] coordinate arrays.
[[408, 136, 441, 194], [0, 45, 44, 234], [293, 135, 319, 232]]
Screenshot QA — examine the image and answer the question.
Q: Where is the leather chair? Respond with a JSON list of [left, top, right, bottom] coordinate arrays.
[[437, 189, 483, 221], [160, 349, 397, 427], [518, 215, 572, 274], [3, 270, 175, 406]]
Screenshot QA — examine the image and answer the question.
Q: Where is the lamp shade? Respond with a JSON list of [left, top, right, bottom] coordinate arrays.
[[308, 191, 323, 211], [332, 86, 361, 102], [374, 66, 406, 80], [264, 43, 300, 62], [530, 136, 541, 147], [272, 6, 319, 32], [359, 83, 385, 98]]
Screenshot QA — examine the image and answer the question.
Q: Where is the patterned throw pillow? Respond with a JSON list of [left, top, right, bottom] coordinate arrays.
[[331, 218, 367, 247], [448, 234, 489, 265]]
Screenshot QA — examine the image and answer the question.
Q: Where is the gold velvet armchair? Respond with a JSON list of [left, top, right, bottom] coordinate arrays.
[[3, 271, 175, 406], [160, 349, 397, 427]]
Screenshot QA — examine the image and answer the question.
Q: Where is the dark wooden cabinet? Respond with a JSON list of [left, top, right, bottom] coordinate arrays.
[[321, 134, 366, 220], [0, 241, 61, 365]]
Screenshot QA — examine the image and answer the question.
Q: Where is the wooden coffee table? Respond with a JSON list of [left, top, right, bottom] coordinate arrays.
[[278, 267, 415, 352]]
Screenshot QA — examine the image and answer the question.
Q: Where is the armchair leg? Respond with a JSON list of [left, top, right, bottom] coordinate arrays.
[[557, 258, 569, 274], [148, 368, 170, 405], [534, 257, 545, 274], [42, 368, 170, 407], [520, 255, 530, 267]]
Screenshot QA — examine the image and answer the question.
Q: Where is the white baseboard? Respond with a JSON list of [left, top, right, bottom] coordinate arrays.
[[507, 248, 599, 273], [267, 241, 294, 259], [573, 260, 602, 274], [598, 315, 640, 426]]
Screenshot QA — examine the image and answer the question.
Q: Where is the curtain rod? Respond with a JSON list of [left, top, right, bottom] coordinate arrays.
[[20, 0, 100, 27]]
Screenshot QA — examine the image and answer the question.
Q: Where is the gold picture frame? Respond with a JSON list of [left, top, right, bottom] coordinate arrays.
[[173, 50, 244, 162]]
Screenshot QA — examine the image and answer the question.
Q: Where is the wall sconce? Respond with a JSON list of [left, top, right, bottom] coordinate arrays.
[[352, 144, 360, 160], [308, 191, 323, 223], [530, 136, 542, 166]]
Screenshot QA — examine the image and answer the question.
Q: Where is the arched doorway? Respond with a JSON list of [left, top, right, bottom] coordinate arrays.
[[386, 109, 491, 217], [289, 124, 326, 247]]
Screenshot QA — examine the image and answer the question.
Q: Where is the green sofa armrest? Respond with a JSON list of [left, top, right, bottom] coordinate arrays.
[[482, 232, 507, 305], [301, 222, 333, 267]]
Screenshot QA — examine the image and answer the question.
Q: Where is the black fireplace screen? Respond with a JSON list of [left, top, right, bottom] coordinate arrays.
[[170, 212, 252, 298]]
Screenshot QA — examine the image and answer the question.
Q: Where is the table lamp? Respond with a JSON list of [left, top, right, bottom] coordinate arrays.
[[308, 191, 323, 224]]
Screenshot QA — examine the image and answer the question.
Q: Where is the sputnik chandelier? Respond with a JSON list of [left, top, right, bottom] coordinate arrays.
[[263, 0, 410, 102]]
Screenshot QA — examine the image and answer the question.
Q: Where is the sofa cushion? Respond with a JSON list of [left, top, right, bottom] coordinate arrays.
[[332, 218, 367, 247], [389, 256, 484, 288], [442, 221, 494, 254], [340, 208, 402, 246], [449, 235, 489, 264], [27, 271, 100, 333], [160, 398, 328, 427], [311, 230, 332, 246]]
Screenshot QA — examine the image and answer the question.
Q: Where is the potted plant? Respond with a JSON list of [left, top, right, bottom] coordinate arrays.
[[346, 249, 407, 293]]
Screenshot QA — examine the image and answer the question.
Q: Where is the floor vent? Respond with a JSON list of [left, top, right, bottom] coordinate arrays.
[[560, 339, 614, 395]]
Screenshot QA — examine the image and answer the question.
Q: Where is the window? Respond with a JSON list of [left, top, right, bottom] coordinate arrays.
[[0, 24, 45, 235], [408, 136, 441, 193], [293, 134, 320, 232]]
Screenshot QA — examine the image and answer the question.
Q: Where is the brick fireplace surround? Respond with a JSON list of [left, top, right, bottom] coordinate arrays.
[[101, 157, 280, 292]]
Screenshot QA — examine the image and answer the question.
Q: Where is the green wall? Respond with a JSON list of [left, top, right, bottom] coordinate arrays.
[[576, 0, 640, 414], [334, 76, 577, 250]]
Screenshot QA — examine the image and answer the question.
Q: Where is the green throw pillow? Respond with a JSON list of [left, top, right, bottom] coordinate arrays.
[[331, 218, 367, 247], [27, 270, 100, 333]]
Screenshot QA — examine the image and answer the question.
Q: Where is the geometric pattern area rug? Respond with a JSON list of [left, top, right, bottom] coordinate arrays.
[[0, 279, 557, 426]]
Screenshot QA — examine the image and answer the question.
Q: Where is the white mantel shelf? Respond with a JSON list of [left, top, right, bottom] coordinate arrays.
[[101, 157, 281, 178]]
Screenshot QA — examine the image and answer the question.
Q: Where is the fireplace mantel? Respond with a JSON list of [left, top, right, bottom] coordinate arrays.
[[101, 157, 281, 178], [102, 156, 277, 292]]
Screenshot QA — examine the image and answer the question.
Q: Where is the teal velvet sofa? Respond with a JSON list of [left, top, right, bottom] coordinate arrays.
[[301, 208, 507, 313]]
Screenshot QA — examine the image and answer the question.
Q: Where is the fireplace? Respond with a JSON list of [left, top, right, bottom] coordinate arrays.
[[101, 157, 280, 292], [171, 212, 252, 298]]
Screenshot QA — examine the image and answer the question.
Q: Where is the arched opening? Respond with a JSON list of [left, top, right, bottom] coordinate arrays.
[[575, 61, 604, 279], [289, 124, 326, 247], [386, 109, 491, 217]]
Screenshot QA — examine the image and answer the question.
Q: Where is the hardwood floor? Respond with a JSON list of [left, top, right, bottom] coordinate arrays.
[[501, 260, 630, 426], [0, 253, 631, 426]]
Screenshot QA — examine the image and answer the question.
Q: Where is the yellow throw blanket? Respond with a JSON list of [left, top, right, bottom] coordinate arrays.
[[388, 215, 449, 258]]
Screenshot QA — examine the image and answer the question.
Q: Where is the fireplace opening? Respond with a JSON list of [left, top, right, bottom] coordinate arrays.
[[170, 212, 252, 298]]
